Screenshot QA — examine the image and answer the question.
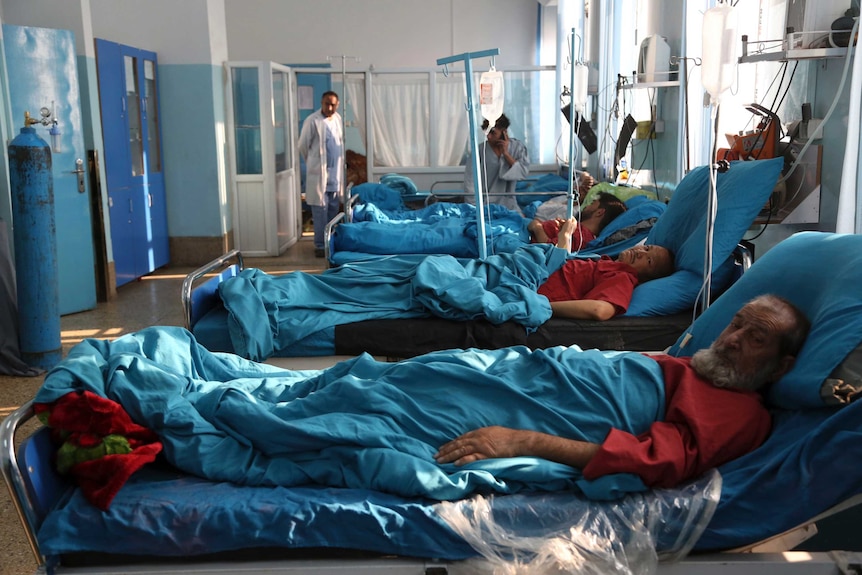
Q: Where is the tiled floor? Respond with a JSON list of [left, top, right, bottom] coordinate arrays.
[[0, 237, 325, 575]]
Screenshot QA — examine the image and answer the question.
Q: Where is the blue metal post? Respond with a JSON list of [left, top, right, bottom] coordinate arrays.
[[567, 28, 578, 220], [8, 126, 61, 370], [437, 49, 499, 260]]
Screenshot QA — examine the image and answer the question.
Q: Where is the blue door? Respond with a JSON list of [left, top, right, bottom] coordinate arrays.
[[95, 38, 168, 287], [3, 25, 97, 315]]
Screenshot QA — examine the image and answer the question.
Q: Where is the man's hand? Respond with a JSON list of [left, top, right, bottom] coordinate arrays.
[[557, 217, 578, 250], [435, 426, 601, 469], [435, 426, 525, 466]]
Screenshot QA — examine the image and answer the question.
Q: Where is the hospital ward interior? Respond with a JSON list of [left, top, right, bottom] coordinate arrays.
[[3, 0, 862, 573]]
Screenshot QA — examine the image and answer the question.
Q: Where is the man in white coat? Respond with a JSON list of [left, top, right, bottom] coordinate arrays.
[[298, 91, 343, 257]]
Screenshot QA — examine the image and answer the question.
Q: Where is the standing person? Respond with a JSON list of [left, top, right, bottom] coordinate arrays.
[[463, 114, 530, 215], [298, 91, 343, 257]]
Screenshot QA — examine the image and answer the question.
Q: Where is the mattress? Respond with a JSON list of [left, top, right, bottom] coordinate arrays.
[[193, 304, 692, 358]]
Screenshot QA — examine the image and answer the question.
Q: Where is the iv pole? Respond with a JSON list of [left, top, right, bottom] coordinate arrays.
[[436, 48, 500, 260], [566, 29, 578, 220], [326, 54, 361, 207]]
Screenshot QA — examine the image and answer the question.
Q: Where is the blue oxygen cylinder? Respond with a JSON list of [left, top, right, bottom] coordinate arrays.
[[8, 125, 61, 370]]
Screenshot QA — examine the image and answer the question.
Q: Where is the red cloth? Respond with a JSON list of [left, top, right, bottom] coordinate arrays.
[[536, 220, 596, 251], [537, 256, 639, 315], [582, 355, 772, 488], [35, 391, 163, 510]]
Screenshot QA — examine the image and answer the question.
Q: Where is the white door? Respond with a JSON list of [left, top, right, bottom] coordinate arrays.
[[226, 61, 301, 256]]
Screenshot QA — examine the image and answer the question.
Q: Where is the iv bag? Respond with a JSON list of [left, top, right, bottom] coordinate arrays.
[[479, 67, 504, 129], [701, 3, 739, 104], [571, 63, 589, 113]]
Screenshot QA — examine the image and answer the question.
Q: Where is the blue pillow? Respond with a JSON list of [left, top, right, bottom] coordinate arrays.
[[668, 232, 862, 409], [626, 158, 783, 316]]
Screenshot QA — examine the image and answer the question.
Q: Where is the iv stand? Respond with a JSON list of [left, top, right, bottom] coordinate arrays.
[[566, 28, 578, 220], [327, 53, 361, 206], [436, 48, 500, 260]]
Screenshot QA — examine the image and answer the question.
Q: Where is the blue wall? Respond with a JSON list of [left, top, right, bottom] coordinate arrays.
[[158, 63, 227, 238]]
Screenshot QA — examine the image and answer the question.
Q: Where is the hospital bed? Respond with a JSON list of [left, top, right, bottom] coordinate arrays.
[[185, 159, 782, 361], [324, 180, 665, 266], [5, 230, 862, 574], [182, 246, 733, 359]]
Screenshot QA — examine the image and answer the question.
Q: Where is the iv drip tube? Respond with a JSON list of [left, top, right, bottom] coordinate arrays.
[[835, 16, 862, 234], [698, 1, 738, 313]]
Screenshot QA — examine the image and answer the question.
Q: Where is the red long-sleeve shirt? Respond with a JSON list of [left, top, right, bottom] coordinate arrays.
[[537, 257, 639, 315], [582, 354, 772, 488]]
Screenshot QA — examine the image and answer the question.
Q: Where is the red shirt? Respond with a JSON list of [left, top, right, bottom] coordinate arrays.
[[536, 220, 596, 251], [537, 257, 638, 315], [582, 355, 772, 488]]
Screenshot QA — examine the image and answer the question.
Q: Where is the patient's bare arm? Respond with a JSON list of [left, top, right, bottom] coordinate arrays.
[[550, 299, 617, 321], [435, 426, 600, 469]]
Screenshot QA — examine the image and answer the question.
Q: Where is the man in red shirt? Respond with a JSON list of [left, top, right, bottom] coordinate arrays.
[[436, 294, 811, 490], [538, 239, 674, 321], [528, 192, 627, 251]]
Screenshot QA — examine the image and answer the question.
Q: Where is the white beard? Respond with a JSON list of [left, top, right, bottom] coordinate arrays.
[[691, 347, 778, 392]]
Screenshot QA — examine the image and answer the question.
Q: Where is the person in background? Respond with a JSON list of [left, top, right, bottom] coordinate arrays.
[[528, 192, 627, 251], [298, 91, 343, 258], [463, 114, 530, 215]]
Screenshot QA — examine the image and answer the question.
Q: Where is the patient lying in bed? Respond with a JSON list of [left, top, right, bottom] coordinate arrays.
[[218, 243, 674, 360], [35, 295, 808, 508], [528, 191, 627, 251]]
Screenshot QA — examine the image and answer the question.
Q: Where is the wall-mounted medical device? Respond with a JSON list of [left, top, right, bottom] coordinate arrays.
[[637, 34, 671, 82], [785, 0, 854, 48]]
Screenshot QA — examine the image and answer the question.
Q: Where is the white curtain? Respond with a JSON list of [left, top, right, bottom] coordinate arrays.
[[345, 75, 367, 150], [836, 31, 862, 234], [435, 73, 470, 166], [371, 74, 429, 167]]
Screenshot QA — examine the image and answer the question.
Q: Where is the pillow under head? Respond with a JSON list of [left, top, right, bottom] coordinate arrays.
[[625, 157, 783, 316], [668, 231, 862, 409]]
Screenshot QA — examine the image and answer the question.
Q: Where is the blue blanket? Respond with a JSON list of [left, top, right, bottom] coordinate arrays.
[[35, 327, 666, 501], [337, 201, 531, 258], [219, 244, 567, 361]]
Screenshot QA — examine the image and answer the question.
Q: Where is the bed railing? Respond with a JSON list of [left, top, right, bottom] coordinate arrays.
[[1, 400, 46, 566], [323, 212, 345, 268], [180, 249, 245, 330]]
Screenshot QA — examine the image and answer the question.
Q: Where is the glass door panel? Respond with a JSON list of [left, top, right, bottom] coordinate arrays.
[[124, 55, 144, 177], [144, 59, 161, 174], [231, 67, 262, 175]]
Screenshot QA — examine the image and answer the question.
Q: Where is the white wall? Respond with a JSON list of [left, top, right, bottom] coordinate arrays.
[[224, 0, 539, 69], [89, 0, 224, 64], [1, 0, 94, 56]]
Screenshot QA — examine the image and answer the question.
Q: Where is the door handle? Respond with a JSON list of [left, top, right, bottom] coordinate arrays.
[[70, 158, 85, 193]]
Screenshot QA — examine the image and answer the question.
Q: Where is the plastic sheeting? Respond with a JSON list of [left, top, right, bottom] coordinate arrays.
[[439, 469, 722, 575]]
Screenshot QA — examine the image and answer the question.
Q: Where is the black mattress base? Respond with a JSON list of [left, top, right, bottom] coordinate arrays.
[[335, 313, 693, 359]]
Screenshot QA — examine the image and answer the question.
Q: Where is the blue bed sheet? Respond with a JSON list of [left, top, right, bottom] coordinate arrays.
[[336, 201, 530, 259], [36, 464, 719, 563]]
